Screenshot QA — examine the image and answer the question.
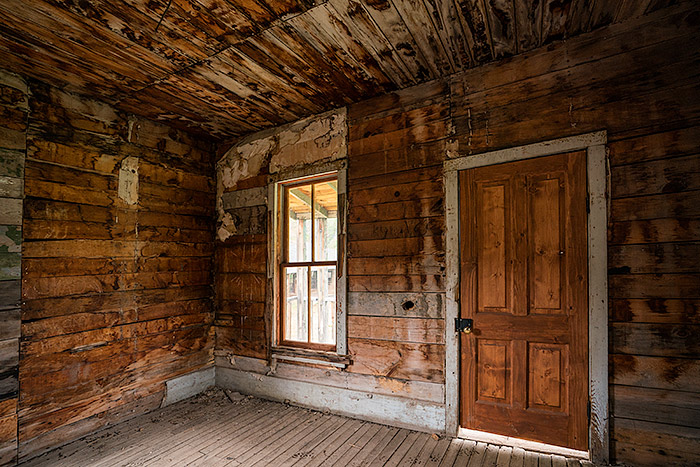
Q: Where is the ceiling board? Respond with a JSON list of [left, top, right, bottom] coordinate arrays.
[[0, 0, 678, 140]]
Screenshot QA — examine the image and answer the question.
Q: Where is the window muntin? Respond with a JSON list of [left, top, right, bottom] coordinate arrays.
[[281, 176, 338, 350]]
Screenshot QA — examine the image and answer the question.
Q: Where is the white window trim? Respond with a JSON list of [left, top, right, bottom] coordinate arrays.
[[443, 131, 609, 464], [267, 160, 349, 365]]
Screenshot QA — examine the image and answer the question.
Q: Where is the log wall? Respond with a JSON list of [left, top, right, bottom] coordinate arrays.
[[0, 69, 27, 466], [17, 80, 216, 461], [215, 4, 700, 465]]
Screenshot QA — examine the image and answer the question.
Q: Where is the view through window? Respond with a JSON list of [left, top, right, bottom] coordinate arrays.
[[281, 175, 338, 350]]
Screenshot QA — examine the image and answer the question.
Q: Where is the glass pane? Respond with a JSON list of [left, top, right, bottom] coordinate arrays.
[[314, 180, 338, 261], [287, 185, 312, 262], [284, 266, 308, 342], [309, 265, 336, 345]]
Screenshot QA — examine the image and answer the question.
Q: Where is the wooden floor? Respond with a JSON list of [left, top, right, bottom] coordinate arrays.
[[22, 389, 594, 467]]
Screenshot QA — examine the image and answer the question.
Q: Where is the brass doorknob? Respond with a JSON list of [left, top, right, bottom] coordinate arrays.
[[455, 318, 473, 334]]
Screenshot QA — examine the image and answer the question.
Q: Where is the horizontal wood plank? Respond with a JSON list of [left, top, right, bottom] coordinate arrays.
[[609, 274, 700, 299], [612, 385, 700, 428], [612, 418, 700, 466], [348, 316, 444, 344], [610, 218, 700, 245], [611, 323, 700, 357], [611, 154, 700, 198], [610, 298, 700, 324], [347, 292, 444, 319], [609, 243, 700, 274], [611, 354, 700, 393], [348, 274, 444, 293], [347, 338, 444, 383]]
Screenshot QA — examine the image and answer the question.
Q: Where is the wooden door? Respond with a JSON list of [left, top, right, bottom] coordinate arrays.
[[459, 151, 588, 450]]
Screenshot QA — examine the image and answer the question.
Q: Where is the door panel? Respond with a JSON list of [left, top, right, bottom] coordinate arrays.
[[528, 342, 567, 411], [476, 340, 510, 403], [530, 176, 564, 313], [476, 182, 509, 312], [459, 151, 588, 451]]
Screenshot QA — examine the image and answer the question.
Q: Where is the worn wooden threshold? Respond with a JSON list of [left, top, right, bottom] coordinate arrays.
[[20, 389, 596, 466]]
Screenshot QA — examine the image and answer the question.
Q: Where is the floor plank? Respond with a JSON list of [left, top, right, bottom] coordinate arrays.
[[293, 418, 364, 467], [425, 437, 451, 466], [438, 438, 465, 466], [368, 428, 411, 467], [466, 441, 487, 466], [511, 447, 526, 467], [20, 389, 593, 466]]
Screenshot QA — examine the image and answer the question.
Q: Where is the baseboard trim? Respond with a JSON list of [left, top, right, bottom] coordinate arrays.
[[162, 366, 215, 407], [216, 366, 446, 434]]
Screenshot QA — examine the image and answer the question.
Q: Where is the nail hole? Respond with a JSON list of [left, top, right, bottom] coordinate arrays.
[[394, 191, 400, 197], [402, 300, 415, 310]]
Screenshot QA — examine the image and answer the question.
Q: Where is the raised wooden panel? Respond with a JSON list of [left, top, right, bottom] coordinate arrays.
[[476, 182, 508, 311], [528, 343, 567, 411], [529, 176, 564, 313], [476, 339, 510, 403]]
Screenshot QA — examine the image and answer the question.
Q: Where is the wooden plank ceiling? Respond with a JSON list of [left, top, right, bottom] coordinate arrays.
[[0, 0, 676, 140]]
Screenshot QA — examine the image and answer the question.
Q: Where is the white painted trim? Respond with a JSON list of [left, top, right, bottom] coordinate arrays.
[[217, 367, 445, 433], [216, 354, 445, 404], [444, 168, 460, 436], [336, 166, 348, 355], [443, 131, 609, 463], [444, 131, 607, 172], [458, 428, 589, 459], [267, 162, 349, 357], [586, 143, 610, 465], [161, 366, 216, 407], [268, 160, 346, 184]]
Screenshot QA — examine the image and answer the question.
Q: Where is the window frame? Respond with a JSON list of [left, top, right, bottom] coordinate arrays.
[[279, 173, 338, 352], [268, 161, 348, 361]]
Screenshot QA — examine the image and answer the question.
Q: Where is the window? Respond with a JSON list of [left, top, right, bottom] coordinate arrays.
[[279, 175, 338, 351]]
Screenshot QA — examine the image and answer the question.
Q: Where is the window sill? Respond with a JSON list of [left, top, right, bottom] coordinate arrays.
[[271, 346, 351, 369]]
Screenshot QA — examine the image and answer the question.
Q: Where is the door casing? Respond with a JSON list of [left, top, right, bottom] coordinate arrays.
[[443, 132, 609, 464]]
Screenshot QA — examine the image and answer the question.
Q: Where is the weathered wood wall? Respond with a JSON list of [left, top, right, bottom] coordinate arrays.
[[0, 70, 27, 466], [446, 5, 700, 465], [0, 1, 694, 464], [16, 80, 216, 461], [215, 3, 700, 465], [345, 80, 448, 386]]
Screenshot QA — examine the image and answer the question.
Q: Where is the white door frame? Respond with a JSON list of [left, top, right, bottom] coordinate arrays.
[[443, 131, 609, 464]]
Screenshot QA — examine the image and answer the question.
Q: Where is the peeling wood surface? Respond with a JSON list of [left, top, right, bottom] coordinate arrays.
[[215, 108, 346, 241], [0, 69, 25, 466], [0, 0, 675, 139]]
